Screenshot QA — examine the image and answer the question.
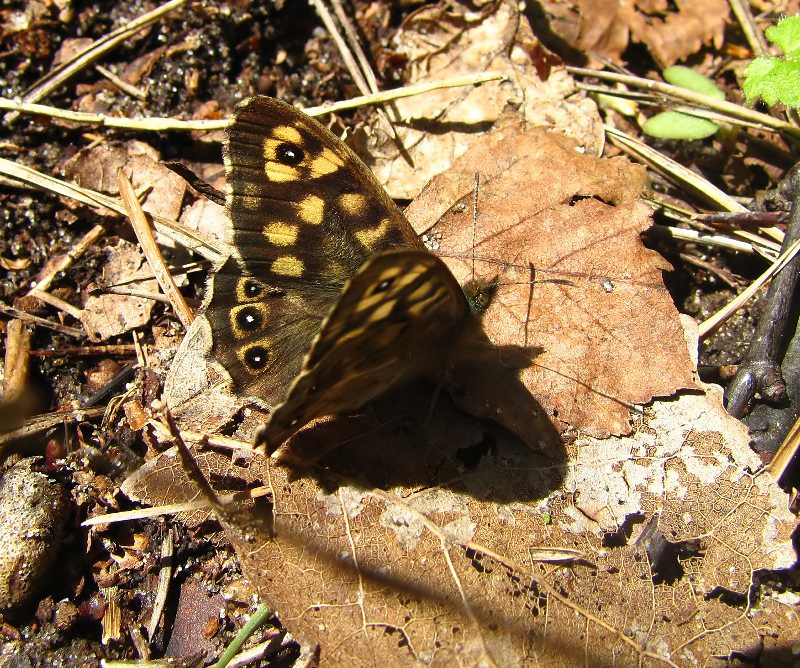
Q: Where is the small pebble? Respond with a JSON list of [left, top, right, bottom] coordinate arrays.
[[0, 459, 69, 611]]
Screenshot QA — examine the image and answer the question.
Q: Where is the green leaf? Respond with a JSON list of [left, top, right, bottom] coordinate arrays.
[[765, 15, 800, 55], [663, 65, 725, 100], [642, 111, 719, 139], [743, 56, 800, 107]]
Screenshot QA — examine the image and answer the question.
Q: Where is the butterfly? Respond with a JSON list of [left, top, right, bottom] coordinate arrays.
[[203, 97, 493, 456]]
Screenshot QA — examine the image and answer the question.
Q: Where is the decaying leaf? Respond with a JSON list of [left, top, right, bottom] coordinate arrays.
[[405, 119, 697, 438], [164, 314, 247, 434], [357, 0, 603, 200], [80, 239, 161, 341], [121, 444, 261, 531], [136, 11, 794, 660], [178, 196, 227, 245], [139, 122, 796, 668], [529, 0, 631, 67], [624, 0, 729, 69]]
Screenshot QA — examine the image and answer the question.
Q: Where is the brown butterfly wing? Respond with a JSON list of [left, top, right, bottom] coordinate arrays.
[[260, 249, 471, 452], [206, 97, 423, 406]]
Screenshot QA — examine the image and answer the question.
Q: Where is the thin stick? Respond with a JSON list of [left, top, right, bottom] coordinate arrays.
[[472, 172, 479, 280], [0, 71, 505, 130], [30, 289, 83, 320], [95, 64, 147, 100], [117, 170, 194, 329], [0, 303, 83, 337], [768, 416, 800, 485], [331, 0, 381, 95], [0, 158, 229, 263], [31, 344, 137, 358], [0, 406, 106, 447], [81, 485, 272, 526], [728, 0, 769, 56], [3, 320, 30, 401], [147, 528, 174, 641], [699, 236, 800, 338], [29, 224, 106, 294], [568, 66, 800, 137], [648, 226, 767, 256], [312, 0, 371, 96], [606, 126, 783, 247]]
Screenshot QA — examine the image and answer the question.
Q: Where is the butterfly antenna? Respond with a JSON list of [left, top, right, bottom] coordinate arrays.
[[472, 172, 479, 281]]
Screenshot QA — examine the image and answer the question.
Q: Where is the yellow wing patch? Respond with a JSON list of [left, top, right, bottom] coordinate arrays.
[[271, 125, 303, 145], [354, 217, 391, 250], [308, 148, 344, 178], [297, 194, 325, 225], [263, 222, 299, 246], [339, 192, 368, 216], [271, 256, 305, 277]]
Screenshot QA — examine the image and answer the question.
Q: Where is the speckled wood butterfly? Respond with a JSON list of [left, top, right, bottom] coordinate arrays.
[[205, 97, 493, 455]]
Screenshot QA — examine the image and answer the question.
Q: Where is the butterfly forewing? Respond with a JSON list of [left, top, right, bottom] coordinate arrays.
[[224, 96, 423, 285], [207, 97, 425, 404]]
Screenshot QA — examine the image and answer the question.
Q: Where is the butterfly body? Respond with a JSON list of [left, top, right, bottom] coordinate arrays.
[[205, 96, 490, 455]]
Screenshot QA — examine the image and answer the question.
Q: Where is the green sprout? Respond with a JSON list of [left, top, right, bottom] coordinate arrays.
[[643, 66, 723, 140]]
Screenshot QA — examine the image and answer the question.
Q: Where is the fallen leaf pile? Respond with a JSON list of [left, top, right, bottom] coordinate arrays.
[[356, 0, 603, 200], [529, 0, 730, 68], [4, 0, 787, 664], [133, 362, 797, 664]]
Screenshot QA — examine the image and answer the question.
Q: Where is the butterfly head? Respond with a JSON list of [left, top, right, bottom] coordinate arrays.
[[462, 276, 498, 315]]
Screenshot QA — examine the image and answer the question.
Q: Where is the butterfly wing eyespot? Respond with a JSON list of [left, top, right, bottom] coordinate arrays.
[[235, 307, 263, 332], [243, 279, 263, 299], [243, 345, 270, 371], [276, 143, 304, 165]]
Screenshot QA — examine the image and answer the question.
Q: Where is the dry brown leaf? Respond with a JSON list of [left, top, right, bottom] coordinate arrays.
[[357, 0, 603, 200], [80, 238, 160, 341], [164, 314, 247, 434], [52, 37, 92, 68], [62, 139, 186, 222], [0, 256, 31, 270], [121, 445, 261, 530], [529, 0, 631, 66], [623, 0, 730, 68], [178, 196, 227, 244], [405, 120, 697, 438]]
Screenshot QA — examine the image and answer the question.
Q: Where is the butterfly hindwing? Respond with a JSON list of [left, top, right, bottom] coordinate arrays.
[[262, 249, 471, 450]]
